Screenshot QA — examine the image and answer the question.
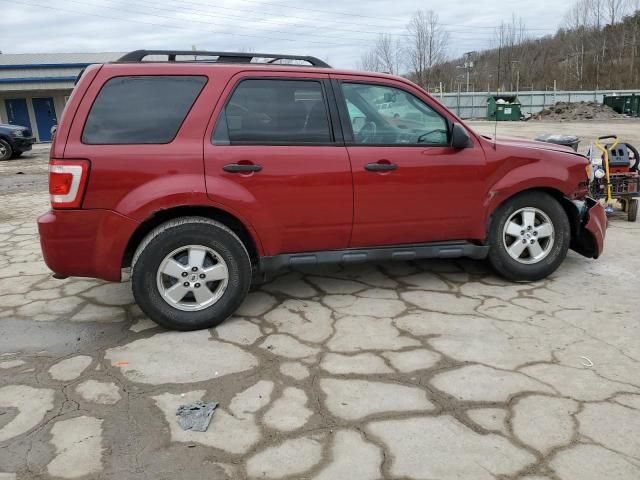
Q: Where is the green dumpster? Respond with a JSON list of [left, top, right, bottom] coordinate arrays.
[[603, 94, 638, 116], [631, 95, 640, 117], [487, 95, 521, 121]]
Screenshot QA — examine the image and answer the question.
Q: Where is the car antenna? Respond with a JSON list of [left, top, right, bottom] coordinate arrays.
[[493, 39, 501, 150]]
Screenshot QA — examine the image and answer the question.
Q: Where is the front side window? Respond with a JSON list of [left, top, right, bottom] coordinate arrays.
[[83, 76, 206, 144], [213, 79, 332, 145], [341, 82, 448, 146]]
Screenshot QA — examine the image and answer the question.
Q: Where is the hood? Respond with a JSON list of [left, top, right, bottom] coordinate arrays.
[[0, 123, 29, 131], [484, 135, 582, 156]]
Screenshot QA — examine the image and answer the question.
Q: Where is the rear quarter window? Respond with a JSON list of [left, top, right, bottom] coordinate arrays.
[[82, 75, 206, 144]]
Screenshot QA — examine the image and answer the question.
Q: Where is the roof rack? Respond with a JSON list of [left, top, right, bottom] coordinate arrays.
[[116, 50, 331, 68]]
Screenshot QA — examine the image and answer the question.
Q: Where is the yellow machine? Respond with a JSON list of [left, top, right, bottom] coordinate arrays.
[[592, 134, 640, 221], [594, 135, 618, 207]]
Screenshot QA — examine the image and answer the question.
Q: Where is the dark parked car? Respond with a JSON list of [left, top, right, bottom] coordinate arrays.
[[0, 123, 35, 160]]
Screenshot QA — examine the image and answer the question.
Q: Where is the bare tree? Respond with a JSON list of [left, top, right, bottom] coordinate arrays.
[[587, 0, 605, 28], [605, 0, 628, 24], [564, 0, 592, 87], [492, 16, 529, 91], [565, 0, 591, 29], [358, 49, 382, 72], [631, 0, 640, 83], [358, 0, 638, 90], [374, 34, 404, 75], [406, 10, 449, 88]]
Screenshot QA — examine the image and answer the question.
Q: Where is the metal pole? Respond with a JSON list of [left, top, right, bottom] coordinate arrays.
[[531, 92, 534, 116], [471, 90, 474, 119]]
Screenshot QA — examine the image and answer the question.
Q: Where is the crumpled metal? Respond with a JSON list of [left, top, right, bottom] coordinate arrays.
[[176, 400, 218, 432]]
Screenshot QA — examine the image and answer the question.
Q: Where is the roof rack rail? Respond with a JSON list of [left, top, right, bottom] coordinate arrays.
[[116, 50, 331, 68]]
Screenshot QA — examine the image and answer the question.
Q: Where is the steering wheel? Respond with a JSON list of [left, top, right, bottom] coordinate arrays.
[[417, 129, 448, 144], [359, 121, 377, 144]]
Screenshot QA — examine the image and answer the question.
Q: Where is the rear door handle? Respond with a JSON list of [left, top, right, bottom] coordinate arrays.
[[365, 162, 397, 172], [223, 163, 262, 173]]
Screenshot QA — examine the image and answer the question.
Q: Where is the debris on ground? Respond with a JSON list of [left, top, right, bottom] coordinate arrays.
[[534, 101, 623, 121], [580, 356, 594, 368], [176, 400, 218, 432]]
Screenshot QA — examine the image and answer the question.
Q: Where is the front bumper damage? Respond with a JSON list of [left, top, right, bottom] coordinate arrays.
[[570, 197, 607, 259]]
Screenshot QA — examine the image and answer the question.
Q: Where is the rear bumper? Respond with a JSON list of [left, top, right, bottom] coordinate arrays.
[[571, 197, 607, 259], [38, 209, 139, 281]]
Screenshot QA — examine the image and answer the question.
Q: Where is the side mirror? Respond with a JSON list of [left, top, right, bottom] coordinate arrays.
[[451, 123, 472, 149]]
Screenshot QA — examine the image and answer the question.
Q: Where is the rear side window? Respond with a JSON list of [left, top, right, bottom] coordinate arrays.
[[83, 76, 206, 144], [213, 79, 332, 145]]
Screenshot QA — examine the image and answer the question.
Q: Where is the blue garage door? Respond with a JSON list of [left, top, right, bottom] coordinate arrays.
[[32, 97, 58, 142], [5, 98, 32, 132]]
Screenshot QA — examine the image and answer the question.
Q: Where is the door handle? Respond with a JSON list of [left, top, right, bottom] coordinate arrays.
[[223, 163, 262, 173], [365, 162, 398, 172]]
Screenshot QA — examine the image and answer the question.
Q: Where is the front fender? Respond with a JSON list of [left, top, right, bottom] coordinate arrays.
[[482, 154, 581, 224]]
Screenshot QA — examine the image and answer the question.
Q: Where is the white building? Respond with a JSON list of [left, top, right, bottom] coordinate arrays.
[[0, 52, 122, 142]]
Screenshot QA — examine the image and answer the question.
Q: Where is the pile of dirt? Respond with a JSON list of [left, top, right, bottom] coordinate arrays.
[[535, 101, 622, 121]]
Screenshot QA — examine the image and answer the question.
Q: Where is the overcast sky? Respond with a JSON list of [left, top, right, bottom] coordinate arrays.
[[1, 0, 568, 68]]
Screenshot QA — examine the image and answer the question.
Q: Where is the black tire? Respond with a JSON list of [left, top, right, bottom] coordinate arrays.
[[131, 217, 252, 331], [0, 140, 13, 161], [628, 199, 638, 222], [10, 151, 23, 159], [487, 191, 570, 282], [620, 199, 628, 213]]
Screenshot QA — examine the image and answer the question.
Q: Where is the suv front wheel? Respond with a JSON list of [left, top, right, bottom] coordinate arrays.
[[0, 140, 13, 161], [132, 217, 252, 330], [487, 192, 570, 282]]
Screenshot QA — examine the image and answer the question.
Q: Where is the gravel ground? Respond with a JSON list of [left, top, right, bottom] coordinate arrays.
[[1, 124, 639, 480], [468, 118, 640, 151]]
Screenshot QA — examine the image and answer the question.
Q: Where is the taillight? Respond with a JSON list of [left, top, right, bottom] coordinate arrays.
[[49, 159, 90, 209]]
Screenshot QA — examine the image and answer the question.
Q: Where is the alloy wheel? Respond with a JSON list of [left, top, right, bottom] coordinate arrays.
[[502, 207, 555, 264], [156, 245, 229, 311]]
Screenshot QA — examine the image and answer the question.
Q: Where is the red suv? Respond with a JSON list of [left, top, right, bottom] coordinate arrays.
[[38, 50, 606, 330]]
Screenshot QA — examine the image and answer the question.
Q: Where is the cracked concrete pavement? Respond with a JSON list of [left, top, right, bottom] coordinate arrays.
[[1, 121, 640, 479]]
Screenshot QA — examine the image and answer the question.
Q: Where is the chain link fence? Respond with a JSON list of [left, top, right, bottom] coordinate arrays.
[[436, 89, 640, 119]]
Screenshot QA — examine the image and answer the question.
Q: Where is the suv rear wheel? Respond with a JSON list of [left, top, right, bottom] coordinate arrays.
[[132, 217, 251, 330], [487, 192, 570, 282]]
